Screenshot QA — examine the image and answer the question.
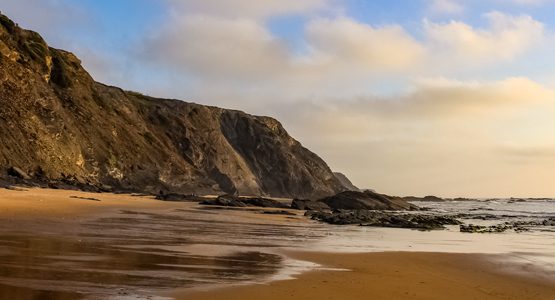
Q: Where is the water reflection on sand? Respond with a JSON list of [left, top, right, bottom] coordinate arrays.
[[0, 204, 322, 299]]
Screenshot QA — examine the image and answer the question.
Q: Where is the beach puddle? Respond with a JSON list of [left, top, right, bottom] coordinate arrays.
[[0, 233, 285, 298]]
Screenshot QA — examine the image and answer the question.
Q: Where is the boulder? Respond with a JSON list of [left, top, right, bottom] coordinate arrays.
[[7, 167, 31, 180], [319, 190, 418, 211]]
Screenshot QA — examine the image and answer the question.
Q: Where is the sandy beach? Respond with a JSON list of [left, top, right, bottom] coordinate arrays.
[[181, 251, 555, 300], [0, 188, 553, 299]]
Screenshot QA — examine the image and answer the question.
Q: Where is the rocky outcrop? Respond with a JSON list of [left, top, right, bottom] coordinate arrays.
[[155, 192, 206, 202], [307, 210, 461, 230], [0, 13, 346, 198], [403, 195, 445, 202], [200, 195, 289, 208], [460, 218, 555, 233], [319, 190, 418, 211]]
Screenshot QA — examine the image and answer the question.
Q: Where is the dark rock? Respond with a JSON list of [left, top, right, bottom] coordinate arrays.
[[451, 198, 477, 201], [201, 195, 248, 207], [242, 197, 290, 208], [262, 210, 297, 216], [460, 224, 487, 233], [70, 196, 101, 202], [156, 191, 203, 202], [1, 184, 27, 191], [514, 226, 530, 232], [200, 195, 288, 208], [47, 181, 81, 191], [308, 209, 460, 230], [319, 190, 418, 211], [460, 224, 513, 233], [7, 167, 31, 180], [0, 12, 346, 199], [99, 185, 113, 193], [543, 218, 555, 226], [403, 195, 445, 202], [291, 199, 330, 211]]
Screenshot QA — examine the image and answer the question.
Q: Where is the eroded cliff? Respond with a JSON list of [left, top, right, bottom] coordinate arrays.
[[0, 13, 348, 198]]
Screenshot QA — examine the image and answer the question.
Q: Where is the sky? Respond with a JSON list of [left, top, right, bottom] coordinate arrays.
[[3, 0, 555, 197]]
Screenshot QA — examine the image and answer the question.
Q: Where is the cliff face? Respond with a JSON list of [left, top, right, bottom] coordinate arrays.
[[0, 13, 346, 198], [333, 172, 360, 192]]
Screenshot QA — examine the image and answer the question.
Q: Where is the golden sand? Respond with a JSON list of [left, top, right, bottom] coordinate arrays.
[[180, 251, 555, 300]]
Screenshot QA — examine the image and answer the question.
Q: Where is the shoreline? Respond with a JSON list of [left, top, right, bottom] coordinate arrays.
[[177, 250, 555, 300]]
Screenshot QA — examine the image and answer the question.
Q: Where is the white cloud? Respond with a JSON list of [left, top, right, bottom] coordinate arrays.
[[165, 0, 332, 19], [305, 18, 426, 71], [424, 12, 544, 65], [142, 8, 546, 89], [505, 0, 551, 5], [143, 15, 289, 80], [428, 0, 465, 15]]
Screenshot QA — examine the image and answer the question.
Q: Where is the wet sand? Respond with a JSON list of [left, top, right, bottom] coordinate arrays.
[[181, 251, 555, 300], [0, 187, 313, 299], [0, 187, 183, 220]]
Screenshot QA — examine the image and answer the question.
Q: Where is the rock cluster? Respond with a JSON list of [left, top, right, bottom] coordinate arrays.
[[459, 224, 514, 233], [307, 210, 461, 230], [288, 190, 455, 229], [460, 218, 555, 233], [155, 192, 206, 202], [543, 217, 555, 226], [200, 195, 289, 208]]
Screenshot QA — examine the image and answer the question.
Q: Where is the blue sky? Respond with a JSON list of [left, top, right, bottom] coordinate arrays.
[[4, 0, 555, 89], [3, 0, 555, 197]]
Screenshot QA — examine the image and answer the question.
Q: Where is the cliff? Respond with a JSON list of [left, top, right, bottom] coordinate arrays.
[[0, 13, 347, 198]]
